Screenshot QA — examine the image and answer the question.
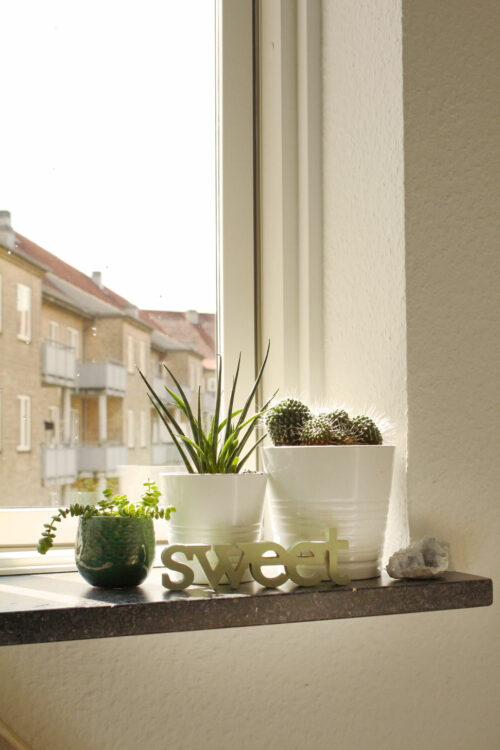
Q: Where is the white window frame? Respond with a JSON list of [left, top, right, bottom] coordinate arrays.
[[17, 395, 31, 452], [16, 283, 32, 342], [66, 326, 79, 357], [49, 320, 59, 342], [139, 340, 147, 374], [0, 0, 260, 571]]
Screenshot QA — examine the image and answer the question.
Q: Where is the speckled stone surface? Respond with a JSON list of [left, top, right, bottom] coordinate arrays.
[[0, 570, 492, 646]]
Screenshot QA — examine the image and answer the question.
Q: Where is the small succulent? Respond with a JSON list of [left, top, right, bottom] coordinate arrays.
[[349, 415, 383, 445], [265, 398, 311, 445], [38, 482, 174, 554]]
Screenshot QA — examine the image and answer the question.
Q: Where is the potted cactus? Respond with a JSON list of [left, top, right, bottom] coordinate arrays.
[[262, 399, 395, 580], [140, 345, 275, 584]]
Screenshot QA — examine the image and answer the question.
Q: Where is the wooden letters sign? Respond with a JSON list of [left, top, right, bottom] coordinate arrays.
[[161, 527, 350, 590]]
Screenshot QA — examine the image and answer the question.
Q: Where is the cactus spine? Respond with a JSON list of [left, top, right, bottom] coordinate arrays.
[[265, 398, 311, 445]]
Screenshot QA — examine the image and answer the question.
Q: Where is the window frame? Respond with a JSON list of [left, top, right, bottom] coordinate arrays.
[[16, 395, 31, 452], [0, 0, 259, 571], [16, 283, 32, 343]]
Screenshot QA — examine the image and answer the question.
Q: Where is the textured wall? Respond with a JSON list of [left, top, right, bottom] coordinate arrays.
[[322, 0, 408, 555], [1, 2, 499, 749]]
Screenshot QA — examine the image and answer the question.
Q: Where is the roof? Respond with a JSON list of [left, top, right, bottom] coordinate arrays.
[[12, 231, 214, 360], [142, 310, 216, 360]]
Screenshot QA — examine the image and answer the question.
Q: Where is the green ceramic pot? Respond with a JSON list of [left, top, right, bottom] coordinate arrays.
[[75, 516, 155, 588]]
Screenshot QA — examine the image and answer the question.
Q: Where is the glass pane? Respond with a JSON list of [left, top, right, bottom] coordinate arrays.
[[0, 0, 216, 508]]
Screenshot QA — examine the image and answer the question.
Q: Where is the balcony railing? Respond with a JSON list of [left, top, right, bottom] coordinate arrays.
[[76, 361, 127, 396], [41, 341, 77, 386], [151, 442, 183, 465], [78, 443, 128, 474], [42, 445, 78, 485], [151, 377, 194, 408]]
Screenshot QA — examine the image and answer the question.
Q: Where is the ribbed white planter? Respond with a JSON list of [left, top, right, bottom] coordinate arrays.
[[160, 473, 267, 584], [262, 445, 395, 580]]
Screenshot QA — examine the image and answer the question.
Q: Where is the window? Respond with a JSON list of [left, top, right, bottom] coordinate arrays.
[[49, 321, 59, 342], [152, 414, 159, 445], [0, 1, 255, 563], [48, 405, 60, 445], [127, 410, 135, 449], [127, 336, 134, 374], [139, 341, 147, 374], [17, 396, 31, 451], [66, 327, 79, 356], [140, 411, 147, 448], [17, 284, 31, 342]]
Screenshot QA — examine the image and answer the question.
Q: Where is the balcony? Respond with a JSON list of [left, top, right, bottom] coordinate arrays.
[[201, 391, 216, 414], [78, 443, 128, 474], [41, 341, 77, 387], [151, 377, 193, 408], [151, 442, 183, 465], [42, 445, 78, 485], [76, 361, 127, 396]]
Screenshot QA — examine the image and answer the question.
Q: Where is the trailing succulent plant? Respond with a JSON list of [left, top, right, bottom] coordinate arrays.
[[266, 399, 383, 446], [265, 398, 312, 445], [38, 482, 174, 554]]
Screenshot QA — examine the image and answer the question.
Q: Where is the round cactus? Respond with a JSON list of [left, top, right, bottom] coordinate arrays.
[[324, 409, 351, 430], [265, 398, 311, 445], [300, 415, 346, 445], [349, 415, 383, 445]]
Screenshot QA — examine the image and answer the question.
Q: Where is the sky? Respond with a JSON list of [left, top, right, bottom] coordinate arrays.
[[0, 0, 216, 313]]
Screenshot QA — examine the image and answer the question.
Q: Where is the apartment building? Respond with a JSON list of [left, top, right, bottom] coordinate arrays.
[[0, 212, 216, 508]]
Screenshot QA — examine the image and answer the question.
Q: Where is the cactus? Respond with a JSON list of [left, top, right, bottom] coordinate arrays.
[[349, 415, 383, 445], [324, 409, 351, 430], [265, 398, 311, 445], [300, 415, 346, 445]]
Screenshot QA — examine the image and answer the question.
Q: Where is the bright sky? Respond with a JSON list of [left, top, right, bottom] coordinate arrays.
[[0, 0, 216, 313]]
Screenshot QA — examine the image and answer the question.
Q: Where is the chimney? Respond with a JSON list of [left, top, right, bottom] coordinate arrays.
[[92, 271, 103, 289], [0, 211, 15, 252], [185, 309, 199, 325]]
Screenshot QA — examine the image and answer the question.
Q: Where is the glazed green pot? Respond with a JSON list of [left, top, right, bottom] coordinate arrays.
[[75, 516, 155, 588]]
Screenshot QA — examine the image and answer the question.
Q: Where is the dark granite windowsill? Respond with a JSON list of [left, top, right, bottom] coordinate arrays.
[[0, 570, 492, 647]]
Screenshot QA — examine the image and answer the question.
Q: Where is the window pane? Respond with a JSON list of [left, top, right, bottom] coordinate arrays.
[[0, 0, 216, 508]]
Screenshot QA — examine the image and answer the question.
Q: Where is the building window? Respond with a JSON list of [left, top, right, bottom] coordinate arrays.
[[17, 395, 31, 451], [66, 327, 79, 356], [151, 414, 159, 445], [17, 284, 31, 342], [49, 321, 59, 342], [127, 336, 134, 374], [48, 405, 60, 446], [140, 411, 147, 448], [127, 410, 135, 448], [139, 341, 147, 374]]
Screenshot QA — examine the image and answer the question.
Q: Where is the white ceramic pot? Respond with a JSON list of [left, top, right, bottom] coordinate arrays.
[[262, 445, 395, 580], [160, 473, 267, 584]]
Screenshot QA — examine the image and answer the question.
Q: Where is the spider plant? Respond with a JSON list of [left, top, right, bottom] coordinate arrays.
[[139, 343, 275, 474]]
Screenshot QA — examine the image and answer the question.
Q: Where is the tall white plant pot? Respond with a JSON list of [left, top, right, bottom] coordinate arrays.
[[160, 473, 267, 585], [262, 445, 395, 580]]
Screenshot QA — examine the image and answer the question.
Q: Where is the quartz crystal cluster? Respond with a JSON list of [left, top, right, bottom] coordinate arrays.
[[386, 536, 449, 579]]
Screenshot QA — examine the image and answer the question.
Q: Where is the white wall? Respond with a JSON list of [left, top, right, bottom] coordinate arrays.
[[1, 3, 499, 749]]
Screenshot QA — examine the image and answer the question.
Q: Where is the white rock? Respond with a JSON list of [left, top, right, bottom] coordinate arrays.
[[386, 536, 449, 579]]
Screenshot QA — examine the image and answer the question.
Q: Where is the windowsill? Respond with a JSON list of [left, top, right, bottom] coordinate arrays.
[[0, 570, 492, 647]]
